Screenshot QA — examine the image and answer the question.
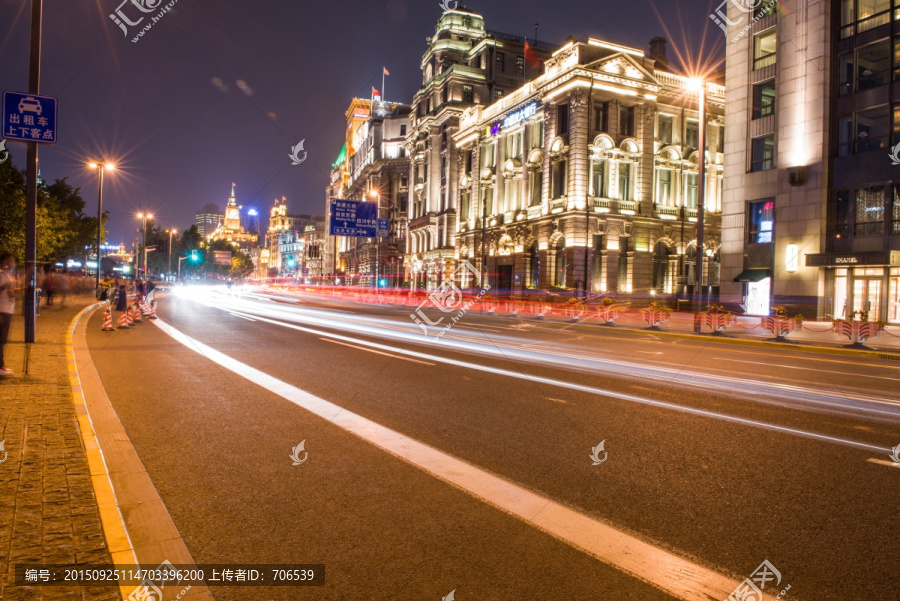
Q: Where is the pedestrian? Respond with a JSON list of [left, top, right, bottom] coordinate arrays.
[[58, 269, 70, 308], [115, 285, 128, 312], [0, 252, 16, 377], [44, 269, 57, 306]]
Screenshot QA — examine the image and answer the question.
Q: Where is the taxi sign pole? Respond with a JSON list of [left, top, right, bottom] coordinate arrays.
[[24, 0, 44, 353]]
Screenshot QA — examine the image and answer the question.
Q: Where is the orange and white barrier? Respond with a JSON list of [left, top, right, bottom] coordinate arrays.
[[118, 310, 131, 329], [148, 301, 158, 319], [131, 304, 143, 324]]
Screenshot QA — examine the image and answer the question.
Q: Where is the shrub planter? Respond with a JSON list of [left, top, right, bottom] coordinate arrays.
[[641, 304, 671, 330], [703, 312, 736, 335], [761, 316, 802, 341], [833, 320, 885, 347], [597, 305, 621, 326]]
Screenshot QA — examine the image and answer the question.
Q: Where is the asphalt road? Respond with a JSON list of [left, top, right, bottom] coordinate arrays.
[[85, 286, 900, 600]]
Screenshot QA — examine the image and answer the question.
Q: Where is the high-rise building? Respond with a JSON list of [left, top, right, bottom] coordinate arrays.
[[207, 185, 259, 251], [405, 8, 555, 289], [195, 203, 223, 238], [720, 0, 899, 322]]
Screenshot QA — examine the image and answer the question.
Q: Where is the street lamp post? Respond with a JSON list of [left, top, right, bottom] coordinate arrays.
[[88, 161, 115, 293], [369, 189, 382, 293], [166, 228, 175, 280], [136, 212, 153, 278], [688, 77, 707, 334]]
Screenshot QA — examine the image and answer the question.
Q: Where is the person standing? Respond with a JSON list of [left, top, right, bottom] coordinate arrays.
[[0, 252, 17, 377]]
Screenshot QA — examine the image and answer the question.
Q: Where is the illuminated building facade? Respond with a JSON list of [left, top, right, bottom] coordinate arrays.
[[195, 203, 223, 238], [265, 197, 320, 277], [326, 98, 409, 285], [720, 0, 899, 322], [452, 37, 725, 296], [405, 8, 555, 290], [207, 185, 259, 252]]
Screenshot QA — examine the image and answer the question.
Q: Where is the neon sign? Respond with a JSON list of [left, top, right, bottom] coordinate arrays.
[[490, 101, 539, 136]]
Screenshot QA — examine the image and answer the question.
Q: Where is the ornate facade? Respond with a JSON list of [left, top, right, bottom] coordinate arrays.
[[450, 38, 725, 297]]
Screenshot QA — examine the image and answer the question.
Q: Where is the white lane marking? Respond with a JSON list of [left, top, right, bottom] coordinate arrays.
[[637, 351, 663, 355], [229, 312, 257, 322], [152, 317, 763, 601], [320, 338, 434, 366], [546, 397, 571, 404], [867, 458, 900, 469], [715, 358, 900, 382], [223, 309, 891, 455]]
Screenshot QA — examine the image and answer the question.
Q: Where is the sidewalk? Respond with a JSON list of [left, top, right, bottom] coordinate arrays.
[[0, 295, 120, 601]]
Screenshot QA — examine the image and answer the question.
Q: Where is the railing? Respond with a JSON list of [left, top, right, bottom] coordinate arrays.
[[617, 200, 637, 213], [593, 198, 612, 211]]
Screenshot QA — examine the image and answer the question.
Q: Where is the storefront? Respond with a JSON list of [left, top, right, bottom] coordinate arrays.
[[806, 252, 900, 322]]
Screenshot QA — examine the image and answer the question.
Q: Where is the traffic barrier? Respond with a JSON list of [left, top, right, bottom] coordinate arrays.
[[101, 307, 115, 331], [131, 304, 143, 323], [139, 300, 150, 316], [148, 301, 158, 320], [118, 310, 131, 329]]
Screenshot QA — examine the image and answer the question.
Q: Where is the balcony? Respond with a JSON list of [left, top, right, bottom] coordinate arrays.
[[592, 198, 612, 212]]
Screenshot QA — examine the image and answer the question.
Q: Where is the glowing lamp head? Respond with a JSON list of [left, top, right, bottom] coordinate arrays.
[[369, 190, 378, 200], [685, 77, 704, 93], [88, 162, 98, 169]]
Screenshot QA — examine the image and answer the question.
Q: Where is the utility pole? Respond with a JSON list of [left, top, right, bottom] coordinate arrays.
[[24, 0, 43, 345], [692, 79, 707, 334]]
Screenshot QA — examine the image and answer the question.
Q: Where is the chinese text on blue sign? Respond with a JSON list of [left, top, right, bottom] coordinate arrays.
[[329, 199, 379, 237], [2, 91, 58, 144]]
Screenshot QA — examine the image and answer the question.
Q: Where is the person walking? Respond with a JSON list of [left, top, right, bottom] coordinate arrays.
[[0, 252, 17, 377], [44, 269, 57, 306], [115, 285, 128, 312]]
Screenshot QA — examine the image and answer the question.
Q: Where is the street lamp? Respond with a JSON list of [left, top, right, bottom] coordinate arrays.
[[88, 161, 115, 293], [369, 188, 383, 292], [136, 212, 154, 278], [165, 228, 175, 280], [686, 76, 707, 333]]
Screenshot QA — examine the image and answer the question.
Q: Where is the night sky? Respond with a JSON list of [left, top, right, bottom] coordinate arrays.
[[0, 0, 724, 245]]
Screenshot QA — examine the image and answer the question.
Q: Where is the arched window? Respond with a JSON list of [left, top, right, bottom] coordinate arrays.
[[554, 238, 566, 287], [652, 242, 671, 293], [527, 242, 540, 288]]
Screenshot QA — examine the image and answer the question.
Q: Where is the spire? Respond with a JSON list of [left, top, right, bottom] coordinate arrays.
[[231, 182, 236, 198]]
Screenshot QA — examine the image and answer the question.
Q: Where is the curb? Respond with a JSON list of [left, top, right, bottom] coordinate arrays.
[[66, 302, 138, 600]]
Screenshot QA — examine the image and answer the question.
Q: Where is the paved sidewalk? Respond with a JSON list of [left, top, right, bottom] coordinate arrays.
[[0, 295, 120, 601]]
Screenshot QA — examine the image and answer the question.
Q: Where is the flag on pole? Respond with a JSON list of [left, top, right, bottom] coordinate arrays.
[[383, 67, 390, 76], [372, 87, 381, 98]]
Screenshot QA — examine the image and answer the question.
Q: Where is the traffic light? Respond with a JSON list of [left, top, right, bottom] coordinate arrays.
[[191, 250, 199, 262]]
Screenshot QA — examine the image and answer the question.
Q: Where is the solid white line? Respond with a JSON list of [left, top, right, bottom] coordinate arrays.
[[224, 309, 891, 455], [229, 312, 257, 322], [319, 338, 434, 366], [151, 317, 768, 601]]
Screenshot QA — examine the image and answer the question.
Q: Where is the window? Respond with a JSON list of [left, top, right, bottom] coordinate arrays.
[[656, 168, 672, 205], [855, 105, 890, 152], [483, 186, 494, 216], [461, 190, 471, 220], [839, 53, 854, 95], [482, 142, 496, 168], [895, 39, 900, 83], [505, 132, 522, 160], [592, 162, 606, 198], [894, 104, 900, 144], [753, 29, 776, 69], [717, 125, 725, 153], [658, 115, 673, 144], [551, 160, 567, 198], [835, 189, 851, 238], [685, 120, 699, 149], [462, 85, 474, 104], [751, 80, 776, 118], [495, 52, 505, 73], [893, 185, 900, 233], [529, 168, 542, 206], [594, 102, 609, 132], [516, 55, 525, 76], [748, 199, 774, 244], [494, 89, 504, 100], [750, 134, 775, 172], [557, 104, 569, 136], [855, 186, 885, 235], [684, 173, 698, 209], [554, 238, 566, 287], [857, 0, 890, 33], [400, 174, 408, 188], [856, 40, 890, 91], [618, 162, 633, 201], [840, 0, 854, 38], [400, 124, 407, 136], [620, 106, 634, 136], [529, 121, 544, 149], [464, 150, 473, 174], [838, 115, 854, 155]]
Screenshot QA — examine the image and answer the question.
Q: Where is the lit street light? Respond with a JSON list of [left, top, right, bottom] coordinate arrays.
[[165, 228, 176, 280], [686, 76, 707, 333], [137, 212, 154, 278], [88, 161, 115, 293]]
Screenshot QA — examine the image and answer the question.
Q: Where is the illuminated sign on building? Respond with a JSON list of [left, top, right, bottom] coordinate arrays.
[[490, 101, 539, 136]]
